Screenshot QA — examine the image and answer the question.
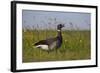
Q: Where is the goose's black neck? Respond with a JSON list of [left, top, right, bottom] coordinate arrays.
[[56, 29, 62, 48], [57, 29, 62, 44], [57, 30, 62, 37]]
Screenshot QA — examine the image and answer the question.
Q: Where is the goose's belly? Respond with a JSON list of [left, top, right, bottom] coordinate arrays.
[[35, 45, 49, 50], [35, 42, 57, 50]]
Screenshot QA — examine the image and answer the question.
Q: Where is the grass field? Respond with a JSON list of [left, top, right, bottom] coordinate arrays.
[[22, 30, 91, 63]]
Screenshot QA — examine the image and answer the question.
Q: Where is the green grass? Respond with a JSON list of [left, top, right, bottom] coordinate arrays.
[[22, 30, 91, 63]]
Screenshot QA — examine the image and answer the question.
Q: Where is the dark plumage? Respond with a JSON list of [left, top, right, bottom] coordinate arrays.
[[34, 24, 64, 51]]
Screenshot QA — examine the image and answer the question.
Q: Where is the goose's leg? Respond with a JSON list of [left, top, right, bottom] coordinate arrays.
[[55, 49, 58, 53], [55, 49, 57, 54], [47, 47, 51, 54], [54, 49, 57, 59], [47, 50, 50, 54]]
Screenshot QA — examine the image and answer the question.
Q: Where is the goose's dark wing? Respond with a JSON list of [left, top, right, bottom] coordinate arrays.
[[34, 40, 47, 45], [34, 37, 57, 46]]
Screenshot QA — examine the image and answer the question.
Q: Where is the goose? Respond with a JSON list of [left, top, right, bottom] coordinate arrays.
[[34, 24, 64, 52]]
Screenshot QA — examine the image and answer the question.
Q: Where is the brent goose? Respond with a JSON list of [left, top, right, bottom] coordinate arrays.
[[34, 24, 64, 52]]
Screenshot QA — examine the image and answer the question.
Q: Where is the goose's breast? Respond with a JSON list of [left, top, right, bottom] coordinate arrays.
[[49, 41, 57, 50]]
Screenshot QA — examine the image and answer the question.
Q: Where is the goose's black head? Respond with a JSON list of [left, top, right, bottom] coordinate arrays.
[[57, 24, 64, 30]]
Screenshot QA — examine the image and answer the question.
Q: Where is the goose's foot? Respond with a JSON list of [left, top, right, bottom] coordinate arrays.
[[55, 49, 58, 54], [47, 51, 50, 54]]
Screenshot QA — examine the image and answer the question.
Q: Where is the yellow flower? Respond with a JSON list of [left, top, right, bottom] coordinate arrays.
[[65, 40, 67, 42], [80, 40, 82, 43]]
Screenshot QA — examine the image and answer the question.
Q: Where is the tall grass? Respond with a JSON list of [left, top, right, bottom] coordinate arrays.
[[22, 29, 91, 62]]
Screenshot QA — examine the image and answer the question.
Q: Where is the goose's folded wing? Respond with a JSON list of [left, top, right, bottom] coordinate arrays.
[[45, 37, 57, 45], [34, 37, 57, 46], [34, 40, 47, 45]]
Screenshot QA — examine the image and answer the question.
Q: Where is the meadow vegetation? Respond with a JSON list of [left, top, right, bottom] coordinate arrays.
[[22, 29, 91, 62]]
